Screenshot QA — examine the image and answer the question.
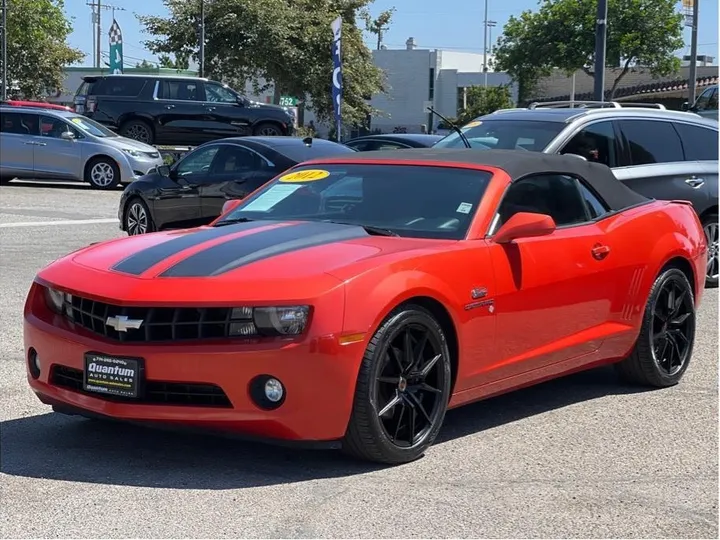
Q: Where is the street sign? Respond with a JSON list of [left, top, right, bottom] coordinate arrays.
[[279, 95, 299, 107]]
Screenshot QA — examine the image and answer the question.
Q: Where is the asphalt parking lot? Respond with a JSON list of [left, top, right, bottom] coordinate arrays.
[[0, 180, 718, 539]]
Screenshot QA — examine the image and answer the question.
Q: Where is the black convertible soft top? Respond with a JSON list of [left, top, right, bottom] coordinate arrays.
[[317, 148, 651, 212]]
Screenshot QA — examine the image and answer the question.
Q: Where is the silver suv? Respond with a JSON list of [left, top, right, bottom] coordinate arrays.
[[434, 101, 719, 287], [0, 106, 164, 189]]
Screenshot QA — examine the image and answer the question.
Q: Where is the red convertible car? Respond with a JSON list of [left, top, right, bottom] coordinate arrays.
[[24, 149, 707, 464]]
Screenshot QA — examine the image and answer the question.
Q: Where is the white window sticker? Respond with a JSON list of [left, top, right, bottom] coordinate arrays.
[[456, 202, 473, 214], [241, 184, 302, 212]]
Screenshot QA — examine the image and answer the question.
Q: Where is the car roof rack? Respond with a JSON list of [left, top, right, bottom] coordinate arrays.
[[527, 100, 666, 110]]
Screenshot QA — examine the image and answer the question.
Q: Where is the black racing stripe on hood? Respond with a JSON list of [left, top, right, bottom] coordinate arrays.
[[159, 221, 369, 277], [112, 220, 279, 275]]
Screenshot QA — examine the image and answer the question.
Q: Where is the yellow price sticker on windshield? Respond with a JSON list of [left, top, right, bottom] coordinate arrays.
[[463, 121, 482, 129], [279, 169, 330, 183]]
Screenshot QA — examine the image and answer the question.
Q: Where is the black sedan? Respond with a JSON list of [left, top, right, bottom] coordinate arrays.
[[344, 133, 443, 151], [118, 136, 354, 235]]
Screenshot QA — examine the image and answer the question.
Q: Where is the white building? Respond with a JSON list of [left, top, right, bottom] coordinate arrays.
[[366, 37, 517, 134]]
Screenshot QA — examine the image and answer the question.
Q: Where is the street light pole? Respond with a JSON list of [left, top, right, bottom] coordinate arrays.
[[593, 0, 608, 102], [199, 0, 205, 77], [482, 0, 489, 87], [688, 0, 699, 104], [1, 0, 7, 101]]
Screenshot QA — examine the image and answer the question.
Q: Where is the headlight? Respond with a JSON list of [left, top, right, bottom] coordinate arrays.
[[121, 148, 143, 157], [228, 305, 310, 337], [44, 286, 73, 317]]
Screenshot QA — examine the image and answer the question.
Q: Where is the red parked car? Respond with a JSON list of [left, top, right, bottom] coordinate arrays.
[[2, 99, 73, 112], [24, 149, 707, 464]]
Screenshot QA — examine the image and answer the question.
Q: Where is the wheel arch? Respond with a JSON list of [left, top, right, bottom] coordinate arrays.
[[121, 192, 151, 231], [698, 204, 718, 222], [660, 256, 697, 299], [117, 114, 156, 138], [252, 118, 289, 134], [344, 269, 465, 395], [84, 154, 121, 180]]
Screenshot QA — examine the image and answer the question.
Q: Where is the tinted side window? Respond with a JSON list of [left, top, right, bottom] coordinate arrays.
[[560, 121, 618, 167], [212, 146, 266, 173], [94, 78, 146, 97], [0, 112, 39, 135], [175, 146, 221, 176], [695, 87, 716, 110], [578, 182, 610, 219], [158, 80, 200, 101], [496, 174, 590, 229], [674, 122, 719, 161], [617, 120, 684, 165]]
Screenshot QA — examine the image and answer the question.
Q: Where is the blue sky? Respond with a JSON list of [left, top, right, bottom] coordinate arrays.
[[65, 0, 719, 68]]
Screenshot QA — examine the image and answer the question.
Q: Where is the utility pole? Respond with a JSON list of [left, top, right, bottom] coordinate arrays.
[[482, 0, 489, 87], [96, 0, 101, 68], [199, 0, 205, 77], [1, 0, 7, 101], [687, 0, 699, 104], [593, 0, 608, 101]]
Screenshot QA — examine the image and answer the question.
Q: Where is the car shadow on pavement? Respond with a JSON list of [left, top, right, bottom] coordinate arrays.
[[0, 365, 651, 488]]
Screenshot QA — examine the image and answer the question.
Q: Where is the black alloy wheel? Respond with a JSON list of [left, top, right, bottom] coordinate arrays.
[[650, 275, 695, 377], [120, 120, 154, 145], [343, 304, 452, 464], [615, 267, 696, 387]]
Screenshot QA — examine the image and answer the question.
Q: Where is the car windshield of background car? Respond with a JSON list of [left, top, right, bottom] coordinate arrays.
[[433, 119, 565, 151], [217, 163, 493, 240], [68, 116, 118, 138]]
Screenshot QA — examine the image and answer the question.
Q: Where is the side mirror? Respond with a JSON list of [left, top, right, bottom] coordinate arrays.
[[60, 131, 75, 140], [236, 96, 247, 107], [222, 199, 243, 214], [157, 164, 172, 178], [493, 212, 556, 244]]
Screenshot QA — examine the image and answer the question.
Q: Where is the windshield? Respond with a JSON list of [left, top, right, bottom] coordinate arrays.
[[217, 163, 492, 240], [433, 119, 566, 151], [68, 115, 118, 138]]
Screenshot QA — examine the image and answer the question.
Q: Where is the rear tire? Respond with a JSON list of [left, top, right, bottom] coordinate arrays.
[[701, 212, 718, 288], [342, 304, 452, 465], [252, 122, 284, 136], [120, 119, 154, 145], [615, 268, 696, 388], [85, 157, 120, 189]]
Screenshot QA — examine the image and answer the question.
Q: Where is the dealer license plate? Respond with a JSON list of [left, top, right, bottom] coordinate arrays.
[[83, 353, 141, 398]]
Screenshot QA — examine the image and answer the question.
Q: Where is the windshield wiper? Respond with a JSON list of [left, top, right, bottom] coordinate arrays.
[[427, 105, 471, 148], [213, 217, 255, 227], [323, 220, 398, 237]]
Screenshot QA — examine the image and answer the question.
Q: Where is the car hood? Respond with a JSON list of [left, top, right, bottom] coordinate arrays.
[[101, 136, 159, 153], [38, 220, 453, 303]]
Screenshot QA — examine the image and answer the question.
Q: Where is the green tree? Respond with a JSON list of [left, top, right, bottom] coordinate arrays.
[[135, 60, 156, 69], [4, 0, 84, 99], [359, 7, 395, 50], [158, 53, 189, 71], [455, 85, 514, 124], [494, 0, 684, 101], [137, 0, 389, 127]]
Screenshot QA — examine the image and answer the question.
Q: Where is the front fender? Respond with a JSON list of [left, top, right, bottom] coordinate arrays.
[[341, 268, 464, 342]]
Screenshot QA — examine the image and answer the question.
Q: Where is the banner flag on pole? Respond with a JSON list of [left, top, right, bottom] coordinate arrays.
[[331, 16, 343, 141], [108, 19, 124, 73]]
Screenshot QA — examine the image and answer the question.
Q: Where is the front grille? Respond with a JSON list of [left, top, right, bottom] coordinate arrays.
[[63, 295, 240, 343], [50, 365, 232, 408]]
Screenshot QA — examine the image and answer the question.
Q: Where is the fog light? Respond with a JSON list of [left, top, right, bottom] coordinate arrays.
[[264, 378, 284, 402], [249, 375, 286, 410], [28, 348, 41, 379]]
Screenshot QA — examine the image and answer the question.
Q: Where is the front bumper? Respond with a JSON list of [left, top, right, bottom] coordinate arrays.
[[119, 155, 164, 184], [24, 311, 366, 444]]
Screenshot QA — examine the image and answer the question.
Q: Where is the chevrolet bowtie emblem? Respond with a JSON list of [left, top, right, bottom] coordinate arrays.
[[106, 315, 143, 332]]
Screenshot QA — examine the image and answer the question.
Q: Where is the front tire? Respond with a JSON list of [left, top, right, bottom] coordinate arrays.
[[120, 119, 154, 145], [342, 304, 452, 465], [85, 157, 120, 189], [124, 197, 155, 235], [615, 268, 696, 388], [702, 212, 718, 288]]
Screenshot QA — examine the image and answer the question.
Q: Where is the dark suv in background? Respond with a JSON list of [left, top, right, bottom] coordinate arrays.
[[73, 74, 295, 146]]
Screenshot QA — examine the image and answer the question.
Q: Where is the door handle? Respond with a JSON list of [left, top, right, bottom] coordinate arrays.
[[591, 244, 611, 260], [206, 106, 216, 111], [35, 142, 47, 146], [165, 105, 175, 110], [23, 141, 36, 145], [685, 176, 705, 188]]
